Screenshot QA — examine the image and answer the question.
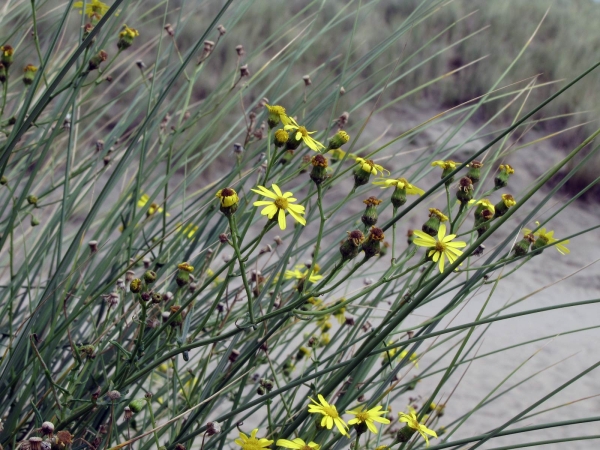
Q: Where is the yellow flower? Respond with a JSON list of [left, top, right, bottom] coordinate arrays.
[[176, 222, 199, 239], [501, 193, 516, 207], [499, 164, 515, 175], [284, 267, 323, 283], [381, 341, 397, 361], [216, 187, 239, 207], [431, 160, 458, 170], [138, 193, 170, 216], [523, 221, 570, 255], [412, 223, 467, 273], [119, 24, 139, 39], [308, 394, 348, 435], [399, 350, 419, 368], [235, 429, 273, 450], [276, 438, 320, 450], [372, 177, 424, 195], [178, 262, 194, 273], [284, 120, 325, 151], [265, 104, 294, 126], [252, 184, 306, 230], [398, 411, 437, 446], [73, 0, 109, 17], [355, 157, 389, 175], [475, 198, 495, 215], [346, 405, 391, 434], [206, 268, 223, 285]]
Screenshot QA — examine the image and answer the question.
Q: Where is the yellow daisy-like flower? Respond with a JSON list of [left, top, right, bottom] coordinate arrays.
[[119, 24, 139, 39], [346, 405, 391, 434], [475, 198, 495, 215], [308, 394, 349, 435], [265, 104, 293, 126], [284, 120, 325, 152], [499, 164, 515, 175], [73, 0, 109, 17], [234, 429, 273, 450], [252, 184, 306, 230], [431, 160, 458, 170], [372, 177, 425, 195], [276, 438, 320, 450], [284, 265, 323, 283], [523, 221, 570, 255], [176, 222, 199, 239], [412, 223, 467, 273], [398, 411, 437, 446], [355, 157, 389, 176]]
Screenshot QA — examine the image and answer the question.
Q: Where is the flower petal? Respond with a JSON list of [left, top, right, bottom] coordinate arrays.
[[278, 209, 287, 230], [271, 184, 283, 197]]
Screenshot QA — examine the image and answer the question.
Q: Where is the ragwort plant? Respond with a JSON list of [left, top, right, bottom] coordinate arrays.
[[0, 1, 599, 450]]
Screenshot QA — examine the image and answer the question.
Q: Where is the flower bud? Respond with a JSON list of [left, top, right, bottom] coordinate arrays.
[[143, 270, 157, 284], [0, 175, 7, 185], [27, 194, 38, 206], [88, 50, 108, 71], [466, 160, 483, 184], [128, 398, 146, 414], [340, 230, 365, 261], [494, 164, 514, 189], [256, 385, 265, 395], [422, 208, 448, 236], [494, 194, 516, 218], [295, 346, 311, 361], [1, 45, 14, 69], [353, 164, 372, 187], [273, 128, 288, 148], [310, 154, 329, 185], [152, 292, 163, 304], [216, 188, 239, 216], [30, 216, 40, 227], [361, 197, 382, 227], [117, 25, 139, 50], [513, 233, 535, 257], [474, 199, 495, 221], [280, 150, 294, 165], [363, 227, 385, 259], [456, 177, 474, 204], [286, 132, 302, 150], [130, 278, 142, 293], [327, 131, 350, 150]]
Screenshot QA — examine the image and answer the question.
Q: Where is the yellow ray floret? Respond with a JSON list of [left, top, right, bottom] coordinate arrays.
[[346, 405, 391, 434], [284, 119, 325, 151], [412, 223, 467, 273], [523, 221, 570, 255], [307, 394, 348, 435], [252, 184, 306, 230], [235, 429, 273, 450], [276, 438, 320, 450], [373, 177, 424, 195], [398, 411, 437, 446]]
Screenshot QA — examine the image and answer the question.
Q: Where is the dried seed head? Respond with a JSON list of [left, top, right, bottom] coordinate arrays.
[[206, 421, 222, 436], [233, 142, 244, 154], [229, 349, 241, 363], [107, 390, 121, 400], [41, 421, 54, 436], [259, 244, 272, 255], [217, 24, 226, 35], [107, 293, 119, 307], [235, 45, 244, 56], [124, 406, 133, 420], [240, 64, 250, 77], [339, 86, 346, 95], [88, 240, 98, 253], [203, 40, 215, 54], [136, 60, 146, 70], [219, 233, 229, 243], [164, 23, 175, 36], [143, 257, 151, 268], [302, 75, 311, 86], [274, 236, 284, 246], [175, 445, 186, 450], [125, 270, 135, 282], [28, 438, 43, 450]]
